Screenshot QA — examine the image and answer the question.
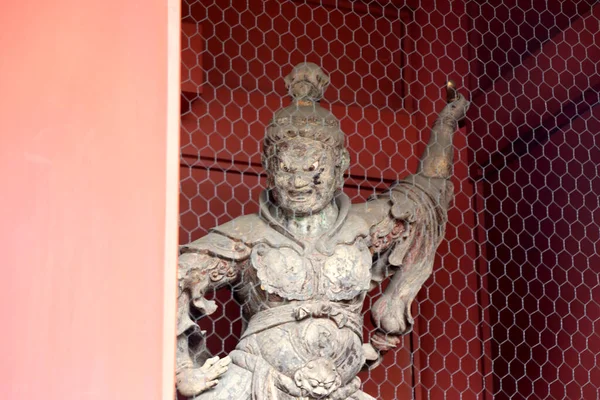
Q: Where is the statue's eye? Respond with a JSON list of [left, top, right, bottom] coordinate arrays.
[[307, 161, 319, 172], [309, 379, 319, 387], [280, 162, 290, 172]]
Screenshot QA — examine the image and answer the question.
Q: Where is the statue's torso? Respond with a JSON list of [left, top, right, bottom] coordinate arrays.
[[179, 186, 447, 399], [249, 237, 372, 302], [197, 195, 383, 389], [181, 193, 401, 393], [239, 235, 374, 386]]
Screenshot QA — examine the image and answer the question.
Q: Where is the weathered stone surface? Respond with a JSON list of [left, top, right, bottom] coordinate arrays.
[[175, 63, 470, 399]]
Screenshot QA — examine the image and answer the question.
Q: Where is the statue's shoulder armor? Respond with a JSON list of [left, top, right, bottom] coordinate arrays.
[[392, 174, 454, 209], [348, 193, 411, 265], [349, 198, 391, 231], [180, 214, 265, 260], [348, 175, 453, 231], [319, 211, 371, 250], [180, 213, 300, 260]]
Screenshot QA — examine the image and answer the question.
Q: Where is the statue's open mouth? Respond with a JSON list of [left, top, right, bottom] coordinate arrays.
[[288, 190, 313, 202]]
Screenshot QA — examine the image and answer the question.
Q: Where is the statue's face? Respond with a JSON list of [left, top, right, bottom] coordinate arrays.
[[269, 137, 339, 216]]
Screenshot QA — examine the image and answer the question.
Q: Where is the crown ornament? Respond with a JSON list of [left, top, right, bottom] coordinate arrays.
[[283, 62, 330, 103]]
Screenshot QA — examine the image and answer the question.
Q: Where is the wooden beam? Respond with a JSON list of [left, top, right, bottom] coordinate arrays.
[[470, 4, 600, 167], [476, 82, 600, 180]]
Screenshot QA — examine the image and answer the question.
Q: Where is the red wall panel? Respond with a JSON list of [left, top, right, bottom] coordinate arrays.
[[485, 105, 600, 399], [183, 0, 409, 110]]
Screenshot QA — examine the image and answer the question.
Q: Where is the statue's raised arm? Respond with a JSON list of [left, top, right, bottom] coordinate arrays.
[[418, 80, 470, 180], [358, 81, 470, 352], [175, 63, 470, 400]]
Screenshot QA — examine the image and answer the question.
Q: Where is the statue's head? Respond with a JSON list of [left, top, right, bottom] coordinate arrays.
[[262, 63, 350, 216]]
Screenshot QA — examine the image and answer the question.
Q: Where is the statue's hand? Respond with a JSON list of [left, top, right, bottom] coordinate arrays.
[[371, 294, 413, 335], [446, 93, 470, 122], [176, 356, 231, 397], [445, 81, 470, 122], [370, 331, 402, 353]]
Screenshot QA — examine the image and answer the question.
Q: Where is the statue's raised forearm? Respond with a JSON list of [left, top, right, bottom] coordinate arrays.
[[417, 81, 470, 179], [369, 83, 470, 353]]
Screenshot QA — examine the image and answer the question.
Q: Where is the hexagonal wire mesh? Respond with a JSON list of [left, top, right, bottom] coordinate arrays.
[[177, 1, 600, 399]]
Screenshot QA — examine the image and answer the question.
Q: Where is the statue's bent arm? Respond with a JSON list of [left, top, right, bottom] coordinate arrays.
[[368, 86, 470, 350], [175, 242, 250, 397]]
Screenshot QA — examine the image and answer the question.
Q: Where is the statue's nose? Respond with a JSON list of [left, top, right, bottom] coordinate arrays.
[[293, 174, 311, 188]]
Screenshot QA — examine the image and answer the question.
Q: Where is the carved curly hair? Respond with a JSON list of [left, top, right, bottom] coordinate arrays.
[[261, 112, 350, 182]]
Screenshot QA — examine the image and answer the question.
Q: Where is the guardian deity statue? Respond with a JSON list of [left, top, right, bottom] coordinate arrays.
[[176, 63, 470, 399]]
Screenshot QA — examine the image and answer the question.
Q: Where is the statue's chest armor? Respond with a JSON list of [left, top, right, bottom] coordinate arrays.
[[250, 240, 372, 301]]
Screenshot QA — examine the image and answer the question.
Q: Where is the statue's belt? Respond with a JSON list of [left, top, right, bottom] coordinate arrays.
[[241, 302, 363, 340]]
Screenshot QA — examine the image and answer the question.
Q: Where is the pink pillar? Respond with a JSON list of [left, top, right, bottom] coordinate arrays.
[[0, 1, 180, 399]]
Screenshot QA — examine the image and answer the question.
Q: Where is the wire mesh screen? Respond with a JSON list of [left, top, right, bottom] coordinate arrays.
[[177, 1, 600, 399]]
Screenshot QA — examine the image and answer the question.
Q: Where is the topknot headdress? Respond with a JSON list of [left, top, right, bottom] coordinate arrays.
[[262, 63, 348, 171]]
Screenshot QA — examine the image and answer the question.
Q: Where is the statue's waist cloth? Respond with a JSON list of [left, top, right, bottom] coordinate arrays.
[[230, 302, 375, 399], [241, 301, 363, 340]]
